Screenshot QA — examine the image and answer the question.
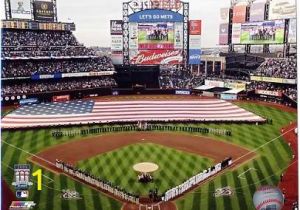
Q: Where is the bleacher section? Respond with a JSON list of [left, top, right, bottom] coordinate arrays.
[[1, 27, 117, 101]]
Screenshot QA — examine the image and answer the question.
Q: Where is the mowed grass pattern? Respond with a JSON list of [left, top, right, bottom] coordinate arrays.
[[1, 102, 297, 210], [175, 102, 296, 210], [77, 143, 213, 195]]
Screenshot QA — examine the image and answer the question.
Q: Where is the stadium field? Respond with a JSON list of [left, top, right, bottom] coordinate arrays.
[[77, 143, 213, 195], [1, 101, 296, 210]]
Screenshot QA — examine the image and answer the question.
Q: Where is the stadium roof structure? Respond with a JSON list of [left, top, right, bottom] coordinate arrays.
[[194, 85, 215, 91], [203, 87, 231, 93], [222, 89, 245, 94]]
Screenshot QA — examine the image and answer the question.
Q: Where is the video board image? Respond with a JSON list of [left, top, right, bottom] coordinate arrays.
[[240, 20, 285, 44], [138, 23, 175, 50]]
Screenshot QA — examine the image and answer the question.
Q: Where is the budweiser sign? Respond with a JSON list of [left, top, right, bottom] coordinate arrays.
[[130, 50, 183, 65]]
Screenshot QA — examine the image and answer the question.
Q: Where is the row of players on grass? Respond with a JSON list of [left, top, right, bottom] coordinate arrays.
[[55, 160, 140, 204], [2, 77, 117, 96], [253, 57, 297, 79], [2, 57, 114, 78], [162, 157, 232, 201], [52, 125, 232, 138]]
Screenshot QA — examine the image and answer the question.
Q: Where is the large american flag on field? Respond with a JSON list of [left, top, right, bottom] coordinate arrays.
[[1, 99, 265, 129]]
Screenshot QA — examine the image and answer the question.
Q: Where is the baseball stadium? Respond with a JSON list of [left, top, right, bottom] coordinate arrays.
[[1, 0, 298, 210]]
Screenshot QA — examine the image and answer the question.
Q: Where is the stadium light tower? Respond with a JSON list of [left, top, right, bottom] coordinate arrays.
[[4, 0, 12, 20]]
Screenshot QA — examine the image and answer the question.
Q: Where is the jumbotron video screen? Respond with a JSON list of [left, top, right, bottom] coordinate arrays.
[[138, 22, 175, 49], [1, 0, 298, 210]]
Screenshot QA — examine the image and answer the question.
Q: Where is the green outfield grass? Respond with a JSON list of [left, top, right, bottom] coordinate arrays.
[[1, 102, 296, 210], [77, 143, 212, 195]]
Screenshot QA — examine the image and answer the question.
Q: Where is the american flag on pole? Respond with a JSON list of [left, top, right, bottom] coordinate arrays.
[[1, 99, 265, 129]]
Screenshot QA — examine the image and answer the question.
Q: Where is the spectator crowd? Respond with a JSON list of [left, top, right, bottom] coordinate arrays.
[[248, 81, 297, 101], [2, 77, 117, 96], [254, 57, 297, 79], [1, 29, 96, 58], [159, 66, 196, 89], [2, 30, 80, 47], [2, 46, 96, 58], [2, 56, 114, 78]]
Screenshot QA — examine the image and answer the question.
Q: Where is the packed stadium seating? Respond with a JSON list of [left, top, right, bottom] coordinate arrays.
[[2, 77, 117, 96], [253, 57, 297, 79], [1, 29, 96, 58], [1, 28, 117, 98], [2, 57, 114, 78], [2, 30, 79, 47], [248, 81, 297, 101], [2, 46, 96, 58], [159, 66, 195, 89]]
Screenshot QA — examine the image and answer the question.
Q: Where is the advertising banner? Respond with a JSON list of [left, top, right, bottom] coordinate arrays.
[[53, 95, 70, 102], [138, 22, 175, 50], [189, 20, 202, 35], [224, 82, 246, 90], [111, 35, 123, 51], [10, 0, 32, 19], [111, 52, 124, 65], [129, 50, 183, 65], [33, 1, 54, 21], [255, 90, 282, 97], [221, 94, 237, 100], [19, 98, 39, 106], [205, 80, 224, 88], [288, 18, 296, 43], [129, 22, 138, 50], [219, 23, 229, 45], [269, 0, 296, 20], [240, 20, 285, 44], [110, 20, 123, 35], [220, 8, 229, 23], [189, 35, 201, 49], [174, 22, 183, 49], [128, 0, 182, 12], [129, 9, 183, 22], [189, 49, 201, 65], [232, 23, 242, 44], [175, 90, 191, 95], [250, 76, 296, 84], [31, 73, 62, 80], [232, 5, 247, 23], [249, 2, 266, 22]]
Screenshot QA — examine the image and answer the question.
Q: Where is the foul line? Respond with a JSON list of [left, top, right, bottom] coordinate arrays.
[[233, 127, 295, 164], [237, 168, 257, 179], [2, 140, 56, 167], [1, 126, 297, 196]]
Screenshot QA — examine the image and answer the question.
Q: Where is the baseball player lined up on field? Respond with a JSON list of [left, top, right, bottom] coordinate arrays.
[[56, 159, 139, 204]]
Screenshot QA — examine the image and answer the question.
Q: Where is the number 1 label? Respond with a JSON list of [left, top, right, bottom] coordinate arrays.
[[32, 169, 42, 191]]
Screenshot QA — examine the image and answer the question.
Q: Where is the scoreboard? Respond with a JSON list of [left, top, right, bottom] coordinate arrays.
[[2, 20, 76, 31]]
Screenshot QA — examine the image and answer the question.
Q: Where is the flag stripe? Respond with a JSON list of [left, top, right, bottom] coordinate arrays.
[[1, 100, 265, 129]]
